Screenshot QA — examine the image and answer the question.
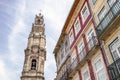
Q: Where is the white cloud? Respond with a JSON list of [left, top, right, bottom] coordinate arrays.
[[0, 0, 74, 80], [0, 57, 9, 80], [8, 0, 26, 64]]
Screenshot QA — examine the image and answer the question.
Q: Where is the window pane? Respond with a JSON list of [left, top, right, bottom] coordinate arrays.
[[108, 0, 116, 7], [31, 59, 37, 70], [87, 29, 95, 49], [83, 71, 89, 80], [81, 3, 90, 23], [118, 47, 120, 54], [69, 29, 74, 44], [74, 19, 81, 35], [95, 59, 102, 71], [97, 69, 106, 80], [112, 50, 119, 60], [78, 43, 84, 52], [92, 0, 97, 5], [82, 6, 89, 21], [98, 7, 107, 21], [109, 38, 120, 61]]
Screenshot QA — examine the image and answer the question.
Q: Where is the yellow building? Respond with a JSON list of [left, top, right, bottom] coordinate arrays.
[[53, 0, 120, 80], [89, 0, 120, 80]]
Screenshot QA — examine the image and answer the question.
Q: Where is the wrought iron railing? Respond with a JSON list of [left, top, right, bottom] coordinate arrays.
[[96, 0, 120, 37], [69, 36, 98, 73], [108, 58, 120, 80], [60, 69, 70, 80]]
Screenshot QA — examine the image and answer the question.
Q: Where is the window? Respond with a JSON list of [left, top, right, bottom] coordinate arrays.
[[74, 18, 81, 35], [69, 29, 74, 45], [98, 7, 107, 21], [78, 42, 86, 61], [92, 0, 97, 5], [87, 29, 95, 49], [81, 3, 90, 23], [31, 59, 37, 70], [94, 58, 106, 80], [71, 50, 76, 63], [109, 38, 120, 61], [83, 70, 90, 80], [108, 0, 116, 7], [71, 50, 77, 68]]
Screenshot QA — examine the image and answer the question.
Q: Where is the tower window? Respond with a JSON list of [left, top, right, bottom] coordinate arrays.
[[37, 19, 40, 24], [31, 59, 37, 70]]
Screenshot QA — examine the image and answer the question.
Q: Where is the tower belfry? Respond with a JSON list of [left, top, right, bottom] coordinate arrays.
[[21, 13, 46, 80]]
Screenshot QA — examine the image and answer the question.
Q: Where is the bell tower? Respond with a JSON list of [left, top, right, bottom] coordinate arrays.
[[21, 13, 46, 80]]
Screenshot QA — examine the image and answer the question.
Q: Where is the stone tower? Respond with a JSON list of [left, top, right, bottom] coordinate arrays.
[[21, 13, 46, 80]]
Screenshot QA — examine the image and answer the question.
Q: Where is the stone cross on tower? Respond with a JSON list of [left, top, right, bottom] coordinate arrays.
[[21, 13, 46, 80]]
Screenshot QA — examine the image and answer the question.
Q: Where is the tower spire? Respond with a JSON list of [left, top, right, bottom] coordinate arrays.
[[21, 13, 46, 80]]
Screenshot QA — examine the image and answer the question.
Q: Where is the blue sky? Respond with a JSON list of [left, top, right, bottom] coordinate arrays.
[[0, 0, 74, 80]]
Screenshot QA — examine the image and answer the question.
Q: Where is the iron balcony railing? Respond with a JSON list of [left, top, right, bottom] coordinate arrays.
[[60, 69, 70, 80], [96, 0, 120, 37], [108, 58, 120, 80], [69, 36, 98, 74]]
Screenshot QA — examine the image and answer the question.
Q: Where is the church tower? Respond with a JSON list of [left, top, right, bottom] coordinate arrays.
[[21, 13, 46, 80]]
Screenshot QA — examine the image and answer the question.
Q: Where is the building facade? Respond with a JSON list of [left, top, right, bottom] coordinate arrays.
[[89, 0, 120, 80], [21, 13, 46, 80], [53, 0, 120, 80]]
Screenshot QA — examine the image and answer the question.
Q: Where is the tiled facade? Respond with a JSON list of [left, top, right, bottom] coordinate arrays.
[[53, 0, 120, 80]]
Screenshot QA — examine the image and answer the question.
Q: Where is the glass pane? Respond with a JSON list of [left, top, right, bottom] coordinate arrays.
[[118, 47, 120, 54], [97, 69, 106, 80], [69, 29, 74, 44], [95, 59, 102, 71], [98, 7, 107, 21], [84, 71, 89, 80], [108, 0, 116, 7], [92, 0, 97, 5], [75, 20, 80, 34], [112, 50, 119, 60]]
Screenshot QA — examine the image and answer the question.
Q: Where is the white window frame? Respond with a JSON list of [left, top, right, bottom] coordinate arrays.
[[83, 69, 90, 80], [71, 50, 77, 68], [98, 6, 107, 22], [87, 29, 95, 49], [78, 42, 86, 61], [108, 0, 116, 7], [93, 57, 107, 80], [74, 17, 81, 36], [109, 38, 120, 61], [69, 29, 74, 45], [81, 2, 90, 23]]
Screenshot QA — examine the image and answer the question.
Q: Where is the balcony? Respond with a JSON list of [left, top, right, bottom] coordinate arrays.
[[60, 69, 71, 80], [96, 0, 120, 40], [108, 58, 120, 80], [69, 36, 99, 77]]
